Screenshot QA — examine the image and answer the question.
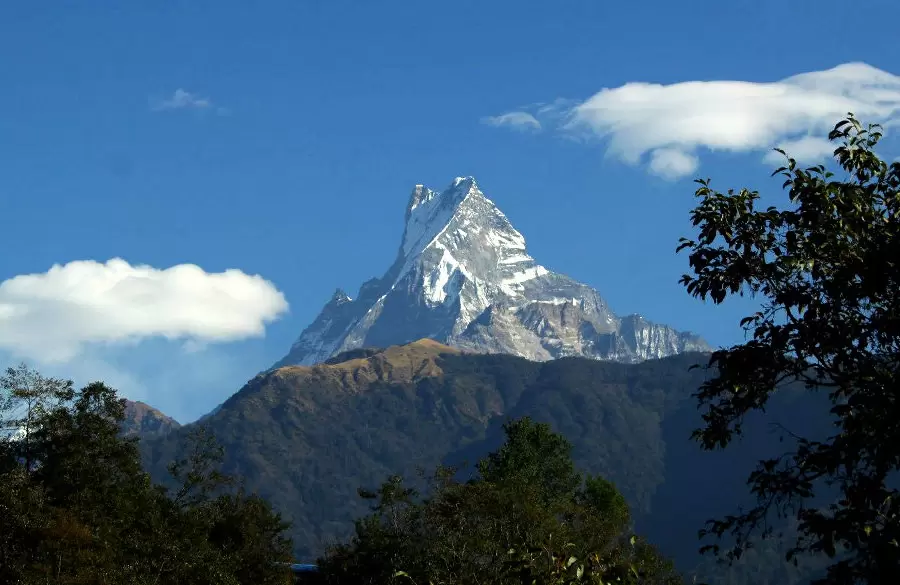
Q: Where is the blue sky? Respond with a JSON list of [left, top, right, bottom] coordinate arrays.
[[2, 1, 899, 422]]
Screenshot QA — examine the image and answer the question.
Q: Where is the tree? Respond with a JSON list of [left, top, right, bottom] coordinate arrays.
[[0, 464, 49, 584], [320, 417, 681, 585], [167, 425, 235, 509], [676, 114, 900, 584], [0, 365, 295, 585], [0, 363, 73, 474], [477, 417, 582, 510]]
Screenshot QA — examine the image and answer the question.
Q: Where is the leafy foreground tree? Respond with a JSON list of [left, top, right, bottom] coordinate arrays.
[[320, 417, 681, 585], [0, 365, 294, 585], [677, 115, 900, 585]]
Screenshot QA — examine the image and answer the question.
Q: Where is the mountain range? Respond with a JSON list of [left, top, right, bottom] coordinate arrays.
[[128, 178, 830, 583], [274, 177, 710, 369], [138, 340, 829, 585]]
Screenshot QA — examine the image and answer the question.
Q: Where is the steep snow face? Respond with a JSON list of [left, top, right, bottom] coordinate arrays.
[[273, 177, 710, 369], [401, 182, 464, 258], [396, 177, 548, 301]]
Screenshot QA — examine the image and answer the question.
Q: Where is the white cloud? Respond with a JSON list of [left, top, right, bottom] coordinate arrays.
[[152, 89, 214, 112], [762, 135, 837, 166], [489, 63, 900, 179], [648, 148, 699, 180], [481, 111, 542, 132], [0, 258, 288, 363]]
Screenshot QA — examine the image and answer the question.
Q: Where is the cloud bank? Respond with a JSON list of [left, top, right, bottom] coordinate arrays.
[[0, 259, 289, 363], [486, 63, 900, 179]]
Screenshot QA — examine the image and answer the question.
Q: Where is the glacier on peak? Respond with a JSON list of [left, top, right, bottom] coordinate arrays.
[[401, 176, 477, 257], [272, 177, 710, 369]]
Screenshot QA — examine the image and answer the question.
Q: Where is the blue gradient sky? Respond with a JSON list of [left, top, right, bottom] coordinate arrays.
[[2, 1, 899, 421]]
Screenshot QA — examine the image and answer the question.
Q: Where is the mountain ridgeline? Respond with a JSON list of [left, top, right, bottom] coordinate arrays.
[[140, 340, 831, 584], [122, 399, 181, 438], [135, 178, 831, 582], [274, 177, 710, 368]]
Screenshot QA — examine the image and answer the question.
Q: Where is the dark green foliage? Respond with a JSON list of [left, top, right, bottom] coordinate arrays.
[[476, 417, 582, 508], [0, 466, 49, 583], [677, 115, 900, 584], [0, 365, 294, 585], [320, 417, 682, 585], [692, 518, 831, 585]]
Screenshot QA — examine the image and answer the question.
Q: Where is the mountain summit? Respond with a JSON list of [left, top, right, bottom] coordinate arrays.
[[275, 177, 709, 368]]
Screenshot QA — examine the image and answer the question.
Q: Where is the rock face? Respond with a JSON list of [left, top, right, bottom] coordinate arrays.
[[121, 400, 181, 438], [275, 177, 710, 368]]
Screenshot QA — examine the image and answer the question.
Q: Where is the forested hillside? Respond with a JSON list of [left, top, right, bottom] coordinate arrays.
[[139, 340, 832, 583]]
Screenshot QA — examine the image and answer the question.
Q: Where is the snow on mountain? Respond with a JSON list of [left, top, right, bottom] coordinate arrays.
[[273, 177, 710, 368]]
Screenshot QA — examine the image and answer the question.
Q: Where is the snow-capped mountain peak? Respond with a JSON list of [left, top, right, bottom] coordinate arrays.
[[401, 176, 479, 257], [393, 176, 545, 300], [273, 177, 710, 369]]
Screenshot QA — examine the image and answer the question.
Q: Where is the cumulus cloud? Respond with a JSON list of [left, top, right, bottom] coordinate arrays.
[[0, 259, 288, 363], [487, 63, 900, 179], [152, 89, 215, 112], [648, 148, 700, 180], [481, 111, 542, 132]]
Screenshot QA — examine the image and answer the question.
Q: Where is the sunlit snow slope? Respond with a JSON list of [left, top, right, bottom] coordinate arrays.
[[274, 177, 710, 368]]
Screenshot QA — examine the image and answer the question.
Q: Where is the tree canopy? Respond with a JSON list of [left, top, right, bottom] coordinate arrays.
[[677, 115, 900, 585], [0, 364, 295, 585], [319, 417, 682, 585]]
